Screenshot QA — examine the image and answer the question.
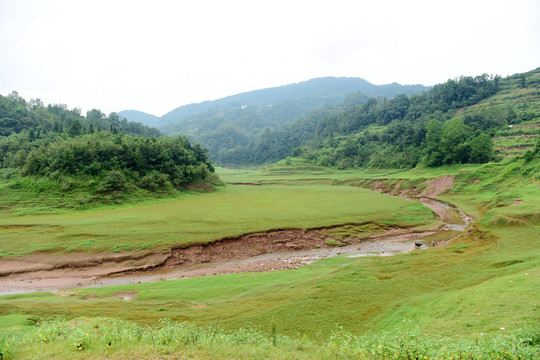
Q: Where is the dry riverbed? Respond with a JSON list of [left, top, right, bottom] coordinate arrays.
[[0, 189, 471, 295]]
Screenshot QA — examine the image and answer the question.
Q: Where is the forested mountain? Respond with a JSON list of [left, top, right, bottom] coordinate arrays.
[[159, 77, 429, 125], [0, 92, 221, 210], [118, 77, 429, 159], [218, 69, 540, 168]]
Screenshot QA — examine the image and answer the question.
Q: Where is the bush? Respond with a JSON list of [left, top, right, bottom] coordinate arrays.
[[523, 149, 534, 162], [138, 172, 169, 191], [97, 171, 126, 193]]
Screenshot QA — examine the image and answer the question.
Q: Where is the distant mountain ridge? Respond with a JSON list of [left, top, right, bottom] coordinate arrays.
[[119, 77, 429, 129], [117, 110, 161, 128]]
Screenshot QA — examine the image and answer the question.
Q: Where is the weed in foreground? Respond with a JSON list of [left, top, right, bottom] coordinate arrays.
[[1, 318, 538, 359]]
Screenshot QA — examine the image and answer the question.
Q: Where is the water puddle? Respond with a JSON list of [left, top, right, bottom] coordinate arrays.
[[447, 224, 467, 231]]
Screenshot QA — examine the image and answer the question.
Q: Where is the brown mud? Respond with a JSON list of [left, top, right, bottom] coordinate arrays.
[[0, 176, 472, 295]]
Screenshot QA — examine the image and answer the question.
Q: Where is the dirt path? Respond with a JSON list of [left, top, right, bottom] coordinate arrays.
[[0, 190, 471, 295]]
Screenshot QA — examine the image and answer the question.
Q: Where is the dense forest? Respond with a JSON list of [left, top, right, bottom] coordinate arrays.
[[0, 92, 220, 205], [217, 70, 540, 168]]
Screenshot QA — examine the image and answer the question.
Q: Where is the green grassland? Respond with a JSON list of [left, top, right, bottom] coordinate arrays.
[[0, 184, 435, 257], [1, 317, 538, 359], [0, 174, 185, 216], [1, 158, 539, 358]]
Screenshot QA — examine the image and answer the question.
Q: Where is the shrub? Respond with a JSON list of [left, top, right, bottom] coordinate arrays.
[[98, 171, 126, 193]]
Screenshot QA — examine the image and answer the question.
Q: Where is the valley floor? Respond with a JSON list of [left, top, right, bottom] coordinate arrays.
[[0, 159, 539, 359]]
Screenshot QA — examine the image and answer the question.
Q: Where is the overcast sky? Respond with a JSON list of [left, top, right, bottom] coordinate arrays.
[[1, 0, 539, 116]]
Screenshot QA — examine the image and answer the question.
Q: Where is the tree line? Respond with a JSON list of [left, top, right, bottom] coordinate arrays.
[[0, 91, 161, 137], [0, 92, 220, 195]]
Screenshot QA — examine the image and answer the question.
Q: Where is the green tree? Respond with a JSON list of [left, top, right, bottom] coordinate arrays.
[[68, 119, 82, 137], [98, 170, 127, 192], [440, 118, 472, 164], [424, 119, 443, 166], [469, 133, 493, 163], [53, 122, 62, 133]]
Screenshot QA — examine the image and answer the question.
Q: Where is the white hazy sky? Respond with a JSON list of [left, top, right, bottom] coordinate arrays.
[[1, 0, 539, 116]]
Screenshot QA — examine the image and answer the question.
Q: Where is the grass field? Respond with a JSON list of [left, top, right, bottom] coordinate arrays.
[[0, 158, 539, 359], [0, 184, 435, 256]]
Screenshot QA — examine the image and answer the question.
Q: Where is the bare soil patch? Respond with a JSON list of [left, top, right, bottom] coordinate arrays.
[[190, 304, 208, 309], [111, 291, 137, 300], [420, 175, 454, 198], [227, 182, 261, 186], [165, 228, 353, 268], [0, 251, 169, 294], [87, 230, 437, 288], [163, 226, 431, 269]]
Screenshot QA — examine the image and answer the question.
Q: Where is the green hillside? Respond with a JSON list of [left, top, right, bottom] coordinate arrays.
[[492, 121, 539, 157], [219, 69, 539, 167], [116, 110, 162, 128], [159, 76, 429, 126]]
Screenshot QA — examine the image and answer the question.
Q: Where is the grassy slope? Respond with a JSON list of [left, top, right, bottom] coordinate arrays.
[[0, 160, 538, 358], [0, 184, 434, 256]]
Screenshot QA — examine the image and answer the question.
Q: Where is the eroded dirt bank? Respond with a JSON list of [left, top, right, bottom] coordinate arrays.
[[0, 224, 440, 294], [0, 251, 170, 294], [0, 177, 472, 294], [87, 230, 435, 289]]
